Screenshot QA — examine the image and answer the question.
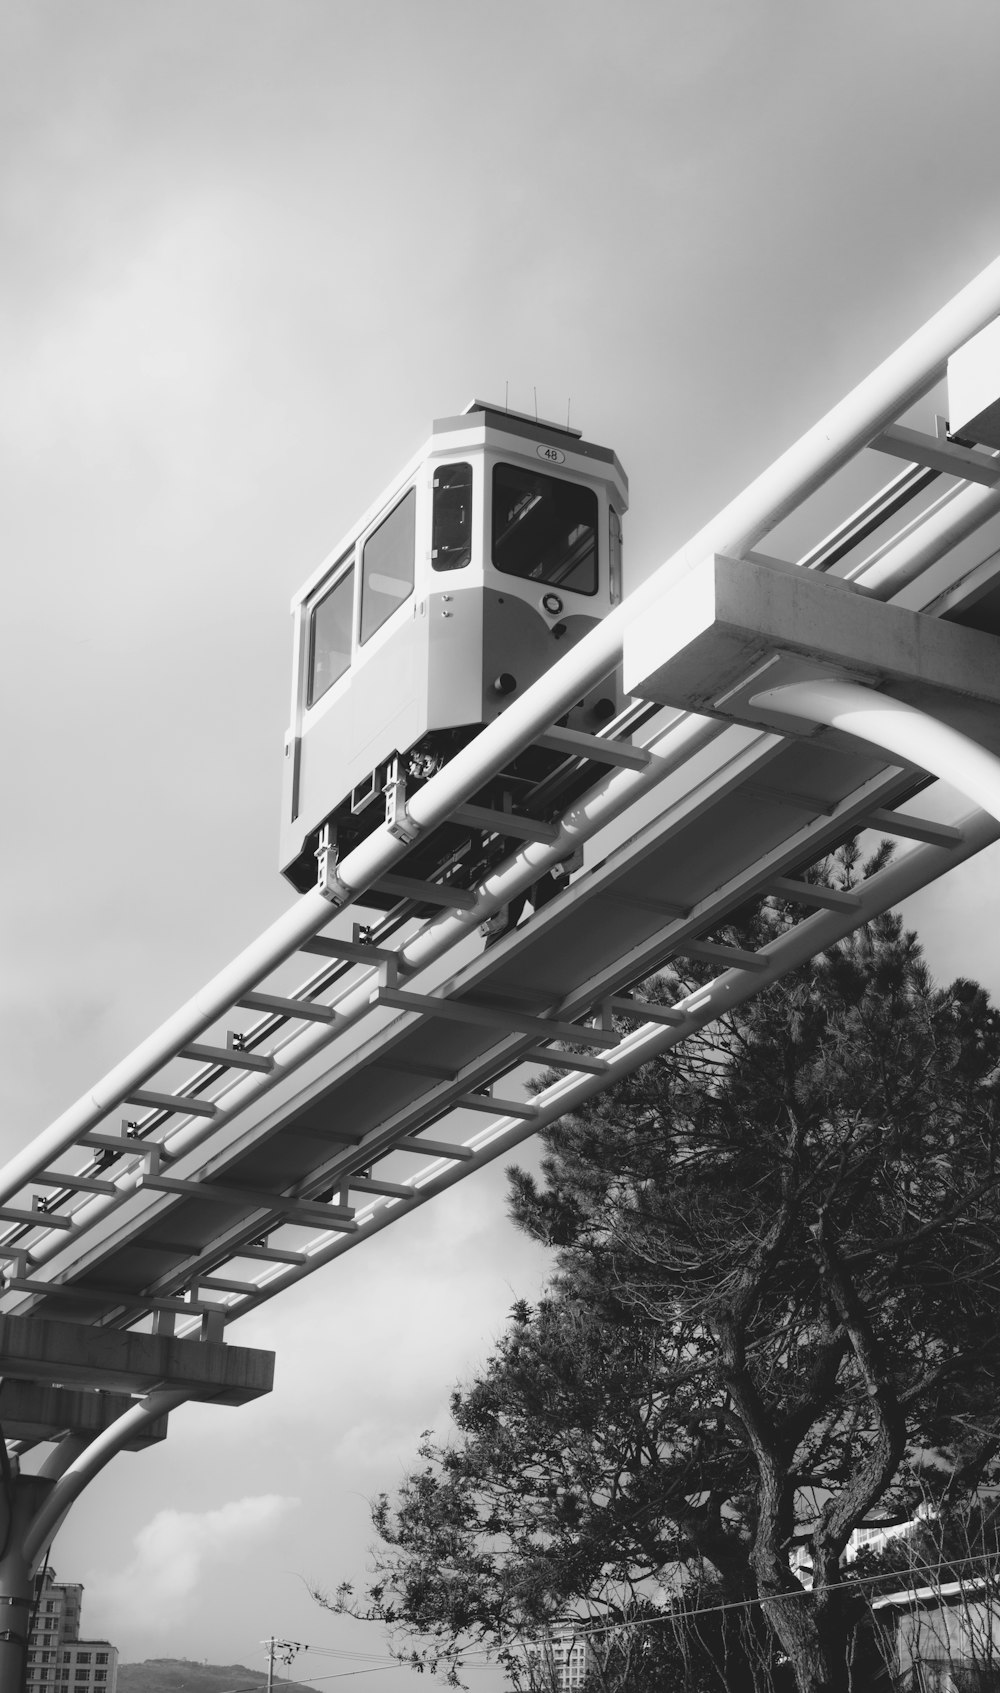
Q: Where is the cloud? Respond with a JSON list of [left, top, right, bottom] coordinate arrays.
[[89, 1494, 298, 1629]]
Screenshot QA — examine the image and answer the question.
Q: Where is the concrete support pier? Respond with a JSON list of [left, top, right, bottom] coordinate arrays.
[[0, 1314, 274, 1693], [0, 1472, 53, 1693]]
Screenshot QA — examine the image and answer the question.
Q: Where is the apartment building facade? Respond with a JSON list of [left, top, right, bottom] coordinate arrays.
[[25, 1568, 118, 1693], [548, 1629, 595, 1693]]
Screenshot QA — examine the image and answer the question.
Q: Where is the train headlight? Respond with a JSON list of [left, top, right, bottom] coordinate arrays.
[[541, 592, 563, 616]]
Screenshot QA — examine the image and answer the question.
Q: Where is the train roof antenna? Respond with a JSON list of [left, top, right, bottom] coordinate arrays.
[[567, 397, 571, 429], [504, 380, 509, 414], [534, 386, 538, 421]]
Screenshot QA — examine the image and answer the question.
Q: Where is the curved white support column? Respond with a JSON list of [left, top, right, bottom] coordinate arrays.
[[22, 1388, 188, 1567], [36, 1435, 86, 1480], [750, 678, 1000, 824]]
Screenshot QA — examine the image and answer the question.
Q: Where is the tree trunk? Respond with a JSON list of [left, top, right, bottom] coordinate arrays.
[[756, 1590, 856, 1693]]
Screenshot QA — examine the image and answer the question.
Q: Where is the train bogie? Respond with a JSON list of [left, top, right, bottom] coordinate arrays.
[[280, 402, 629, 901]]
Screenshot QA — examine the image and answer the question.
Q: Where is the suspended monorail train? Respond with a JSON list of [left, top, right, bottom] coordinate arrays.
[[280, 401, 629, 908]]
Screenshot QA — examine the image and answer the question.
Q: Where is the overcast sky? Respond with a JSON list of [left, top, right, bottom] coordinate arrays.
[[4, 0, 1000, 1678]]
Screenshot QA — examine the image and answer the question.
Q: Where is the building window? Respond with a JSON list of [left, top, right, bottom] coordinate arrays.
[[95, 1676, 107, 1685], [75, 1671, 89, 1681], [96, 1658, 108, 1667], [77, 1657, 91, 1666]]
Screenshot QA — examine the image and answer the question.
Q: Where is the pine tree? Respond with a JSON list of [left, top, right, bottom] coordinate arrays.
[[330, 849, 1000, 1693]]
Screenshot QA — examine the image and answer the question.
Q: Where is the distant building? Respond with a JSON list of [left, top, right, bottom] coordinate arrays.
[[24, 1568, 118, 1693], [872, 1576, 1000, 1689], [548, 1629, 595, 1692], [789, 1500, 928, 1589]]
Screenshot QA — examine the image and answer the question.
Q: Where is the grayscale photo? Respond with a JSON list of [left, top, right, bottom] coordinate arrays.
[[3, 6, 1000, 1692]]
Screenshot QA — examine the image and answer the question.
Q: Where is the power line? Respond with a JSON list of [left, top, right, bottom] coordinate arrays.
[[378, 1549, 1000, 1669], [271, 1670, 408, 1684], [289, 1648, 401, 1663], [272, 1550, 1000, 1682], [504, 1549, 1000, 1643]]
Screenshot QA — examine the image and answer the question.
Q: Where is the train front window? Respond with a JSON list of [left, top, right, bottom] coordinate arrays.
[[432, 462, 472, 570], [491, 463, 598, 594], [360, 487, 416, 644], [308, 565, 354, 707]]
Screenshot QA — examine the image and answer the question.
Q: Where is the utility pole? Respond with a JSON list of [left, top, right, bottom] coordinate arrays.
[[262, 1636, 301, 1693]]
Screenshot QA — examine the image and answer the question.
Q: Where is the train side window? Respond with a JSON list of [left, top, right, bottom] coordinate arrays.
[[360, 487, 416, 644], [308, 565, 354, 707], [609, 507, 623, 604], [432, 462, 472, 570], [492, 463, 598, 595]]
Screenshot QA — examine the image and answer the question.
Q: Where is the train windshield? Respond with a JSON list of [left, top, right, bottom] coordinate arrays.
[[492, 463, 598, 595], [360, 488, 416, 643], [432, 463, 472, 570], [308, 563, 354, 707]]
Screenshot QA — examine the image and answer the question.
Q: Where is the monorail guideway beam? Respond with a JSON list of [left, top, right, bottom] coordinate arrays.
[[6, 249, 1000, 1209], [4, 258, 1000, 1660]]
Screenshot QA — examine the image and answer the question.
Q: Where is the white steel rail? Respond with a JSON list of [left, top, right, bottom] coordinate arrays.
[[3, 257, 1000, 1348]]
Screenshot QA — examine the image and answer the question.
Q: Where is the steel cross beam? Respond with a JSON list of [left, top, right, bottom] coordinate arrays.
[[3, 260, 1000, 1650]]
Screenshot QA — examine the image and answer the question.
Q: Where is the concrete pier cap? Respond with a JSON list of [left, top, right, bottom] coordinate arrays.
[[0, 1313, 274, 1408], [622, 552, 1000, 757]]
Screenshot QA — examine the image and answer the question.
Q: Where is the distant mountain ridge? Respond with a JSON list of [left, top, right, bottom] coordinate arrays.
[[118, 1662, 321, 1693]]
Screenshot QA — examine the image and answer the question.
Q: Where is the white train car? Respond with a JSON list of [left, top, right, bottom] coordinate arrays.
[[280, 401, 629, 905]]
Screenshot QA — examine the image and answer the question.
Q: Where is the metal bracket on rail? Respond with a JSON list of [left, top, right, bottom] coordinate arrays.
[[384, 757, 423, 846], [0, 1248, 31, 1286], [315, 822, 352, 909]]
